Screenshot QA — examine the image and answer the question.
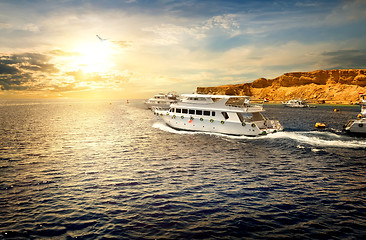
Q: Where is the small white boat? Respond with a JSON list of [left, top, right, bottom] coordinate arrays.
[[282, 99, 309, 108], [344, 94, 366, 135], [153, 94, 283, 136], [145, 92, 179, 109]]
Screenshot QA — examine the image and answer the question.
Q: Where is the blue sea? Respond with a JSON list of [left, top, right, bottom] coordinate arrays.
[[0, 99, 365, 239]]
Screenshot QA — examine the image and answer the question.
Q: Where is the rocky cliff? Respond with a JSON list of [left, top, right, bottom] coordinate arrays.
[[196, 69, 366, 104]]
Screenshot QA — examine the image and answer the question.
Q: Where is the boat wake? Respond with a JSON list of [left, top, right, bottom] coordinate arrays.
[[263, 131, 366, 149], [153, 122, 366, 149]]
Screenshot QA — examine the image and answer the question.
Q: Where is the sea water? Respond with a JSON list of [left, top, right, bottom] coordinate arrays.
[[0, 99, 365, 239]]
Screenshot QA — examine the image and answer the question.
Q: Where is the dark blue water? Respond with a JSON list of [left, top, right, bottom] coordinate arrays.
[[1, 99, 365, 239]]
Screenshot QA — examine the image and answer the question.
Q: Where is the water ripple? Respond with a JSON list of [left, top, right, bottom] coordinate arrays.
[[0, 101, 365, 239]]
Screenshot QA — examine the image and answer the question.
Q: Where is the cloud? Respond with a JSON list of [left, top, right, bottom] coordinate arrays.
[[0, 53, 59, 91], [111, 40, 133, 48], [0, 22, 12, 30], [0, 52, 76, 91], [142, 14, 241, 45], [295, 1, 320, 7], [0, 21, 39, 33], [48, 49, 80, 57], [0, 49, 134, 95], [202, 14, 240, 34], [0, 71, 33, 91], [49, 83, 88, 93], [66, 70, 104, 82], [0, 53, 59, 73], [0, 63, 19, 74], [322, 49, 366, 69], [174, 41, 364, 83], [20, 23, 40, 32], [325, 0, 366, 25]]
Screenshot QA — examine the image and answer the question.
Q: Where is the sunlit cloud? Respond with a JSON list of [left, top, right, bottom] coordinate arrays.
[[0, 49, 133, 97], [202, 14, 240, 36]]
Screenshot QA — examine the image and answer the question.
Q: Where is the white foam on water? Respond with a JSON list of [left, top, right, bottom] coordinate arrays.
[[264, 131, 366, 149], [153, 122, 366, 149], [311, 148, 322, 152]]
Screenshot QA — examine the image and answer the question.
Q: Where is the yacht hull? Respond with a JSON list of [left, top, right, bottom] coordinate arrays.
[[344, 119, 366, 135], [159, 113, 281, 136]]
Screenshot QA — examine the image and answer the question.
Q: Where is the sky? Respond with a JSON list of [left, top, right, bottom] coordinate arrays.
[[0, 0, 365, 99]]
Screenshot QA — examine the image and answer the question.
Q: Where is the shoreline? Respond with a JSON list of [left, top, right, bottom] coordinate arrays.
[[250, 100, 361, 106]]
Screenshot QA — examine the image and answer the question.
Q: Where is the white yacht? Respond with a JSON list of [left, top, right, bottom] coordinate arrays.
[[282, 99, 309, 108], [153, 94, 283, 136], [145, 92, 179, 109], [344, 95, 366, 135]]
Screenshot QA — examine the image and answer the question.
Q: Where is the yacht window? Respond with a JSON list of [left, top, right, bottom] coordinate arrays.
[[182, 109, 188, 114], [237, 112, 244, 122], [196, 110, 203, 115], [203, 111, 210, 116], [169, 108, 174, 112], [222, 112, 229, 120], [240, 113, 251, 119], [252, 112, 265, 121], [212, 111, 216, 116], [176, 108, 182, 113], [189, 109, 195, 114]]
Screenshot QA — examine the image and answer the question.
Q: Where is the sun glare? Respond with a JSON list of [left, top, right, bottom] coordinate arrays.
[[72, 41, 115, 74]]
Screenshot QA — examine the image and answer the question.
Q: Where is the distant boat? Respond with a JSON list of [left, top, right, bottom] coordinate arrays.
[[153, 94, 283, 136], [145, 92, 179, 109], [282, 99, 309, 108], [344, 94, 366, 135]]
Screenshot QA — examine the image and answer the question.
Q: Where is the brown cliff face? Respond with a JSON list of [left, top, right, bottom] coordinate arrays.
[[196, 69, 366, 104]]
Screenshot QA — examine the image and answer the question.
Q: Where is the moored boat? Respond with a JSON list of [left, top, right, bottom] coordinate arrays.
[[282, 99, 309, 108], [145, 92, 179, 109], [153, 94, 283, 136], [344, 94, 366, 135]]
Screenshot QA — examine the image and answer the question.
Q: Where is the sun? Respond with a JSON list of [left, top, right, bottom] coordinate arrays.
[[72, 41, 115, 74]]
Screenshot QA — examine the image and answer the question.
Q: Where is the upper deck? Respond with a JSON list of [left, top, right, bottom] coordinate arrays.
[[172, 94, 264, 113]]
